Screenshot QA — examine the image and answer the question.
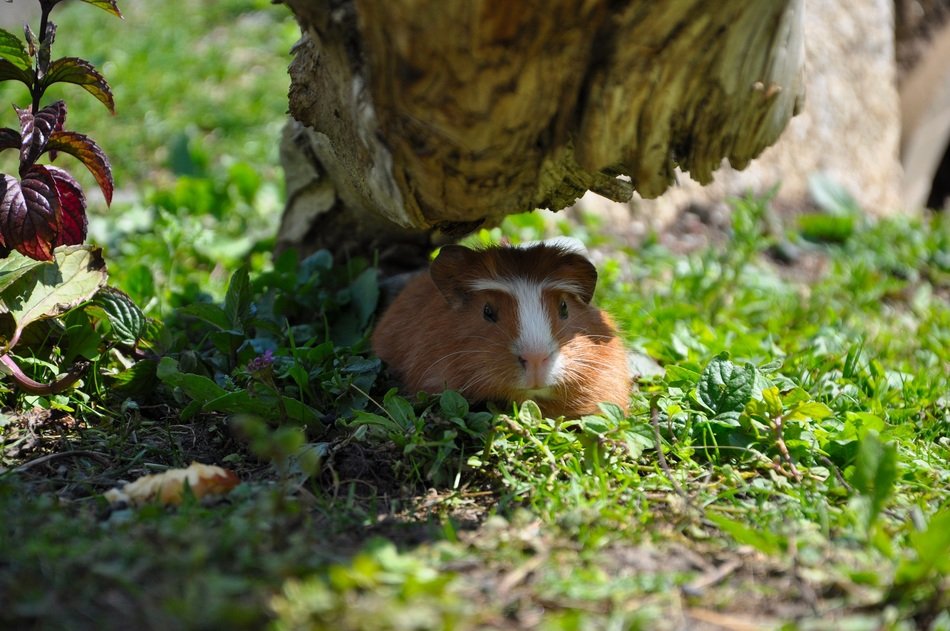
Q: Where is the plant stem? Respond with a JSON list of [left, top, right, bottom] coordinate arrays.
[[32, 3, 53, 113]]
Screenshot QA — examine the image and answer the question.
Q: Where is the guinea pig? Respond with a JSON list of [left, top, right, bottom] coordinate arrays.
[[371, 240, 631, 418]]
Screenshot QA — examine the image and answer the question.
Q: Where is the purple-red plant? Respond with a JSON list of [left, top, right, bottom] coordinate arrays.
[[0, 0, 120, 261]]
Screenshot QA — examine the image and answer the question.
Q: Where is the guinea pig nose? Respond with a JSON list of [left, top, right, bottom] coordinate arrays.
[[518, 351, 551, 369]]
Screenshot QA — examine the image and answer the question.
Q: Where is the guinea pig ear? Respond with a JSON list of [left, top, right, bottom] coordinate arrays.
[[556, 252, 598, 304], [430, 245, 479, 307]]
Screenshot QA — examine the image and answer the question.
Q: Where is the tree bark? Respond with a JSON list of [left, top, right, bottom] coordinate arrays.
[[277, 0, 804, 267]]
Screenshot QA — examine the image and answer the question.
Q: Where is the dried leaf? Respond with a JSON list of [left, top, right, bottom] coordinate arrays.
[[104, 462, 240, 507]]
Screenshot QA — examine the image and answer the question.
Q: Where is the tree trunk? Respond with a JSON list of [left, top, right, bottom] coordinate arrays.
[[277, 0, 804, 268]]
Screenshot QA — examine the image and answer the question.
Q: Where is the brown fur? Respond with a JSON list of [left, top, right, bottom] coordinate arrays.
[[372, 243, 631, 418]]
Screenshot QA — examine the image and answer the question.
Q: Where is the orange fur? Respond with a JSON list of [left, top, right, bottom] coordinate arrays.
[[372, 243, 630, 418]]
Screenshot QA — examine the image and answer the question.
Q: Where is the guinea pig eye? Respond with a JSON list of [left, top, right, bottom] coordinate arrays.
[[483, 303, 498, 323], [558, 299, 569, 320]]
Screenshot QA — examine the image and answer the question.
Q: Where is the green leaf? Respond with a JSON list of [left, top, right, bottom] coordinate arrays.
[[0, 59, 32, 88], [622, 426, 654, 459], [798, 214, 855, 244], [0, 252, 44, 294], [785, 401, 833, 423], [41, 57, 115, 114], [46, 130, 114, 205], [697, 354, 756, 415], [896, 509, 950, 584], [61, 309, 101, 362], [202, 390, 322, 427], [0, 245, 107, 344], [90, 286, 145, 346], [177, 303, 231, 331], [664, 364, 701, 385], [850, 431, 898, 526], [79, 0, 123, 18], [439, 390, 469, 418], [761, 385, 783, 417], [383, 389, 415, 430], [708, 513, 785, 556], [0, 29, 30, 71], [349, 267, 379, 330], [224, 266, 251, 330], [156, 356, 227, 403]]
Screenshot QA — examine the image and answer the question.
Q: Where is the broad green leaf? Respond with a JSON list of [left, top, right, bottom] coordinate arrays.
[[156, 356, 227, 403], [46, 130, 113, 205], [579, 415, 611, 435], [224, 266, 250, 330], [0, 29, 30, 71], [698, 354, 756, 415], [80, 0, 123, 18], [177, 303, 231, 331], [623, 426, 654, 459], [90, 286, 145, 346], [0, 251, 44, 294], [42, 57, 115, 114], [664, 364, 701, 384], [61, 309, 101, 362], [0, 245, 107, 341], [0, 59, 33, 88], [518, 399, 543, 424], [383, 389, 414, 430], [785, 401, 833, 423], [439, 390, 469, 418], [597, 402, 627, 425]]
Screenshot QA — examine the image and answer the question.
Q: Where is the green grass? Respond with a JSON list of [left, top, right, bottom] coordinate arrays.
[[2, 2, 950, 630]]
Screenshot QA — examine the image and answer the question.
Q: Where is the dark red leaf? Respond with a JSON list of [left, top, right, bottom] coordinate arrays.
[[17, 101, 66, 169], [47, 165, 86, 246], [0, 59, 33, 89], [0, 127, 20, 152], [46, 130, 113, 205], [42, 57, 115, 114], [0, 166, 61, 261]]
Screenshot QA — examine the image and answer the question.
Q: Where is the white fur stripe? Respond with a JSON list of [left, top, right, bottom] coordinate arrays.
[[467, 277, 585, 298]]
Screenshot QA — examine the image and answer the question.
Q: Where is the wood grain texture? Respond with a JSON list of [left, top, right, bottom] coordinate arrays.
[[278, 0, 804, 260]]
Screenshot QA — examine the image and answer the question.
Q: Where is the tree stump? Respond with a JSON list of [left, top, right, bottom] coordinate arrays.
[[277, 0, 805, 267]]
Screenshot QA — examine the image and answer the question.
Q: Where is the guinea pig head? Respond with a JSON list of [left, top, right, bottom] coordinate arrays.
[[429, 243, 603, 405]]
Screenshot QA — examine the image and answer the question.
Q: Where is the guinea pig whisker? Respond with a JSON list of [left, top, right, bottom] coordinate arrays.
[[420, 349, 493, 379]]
